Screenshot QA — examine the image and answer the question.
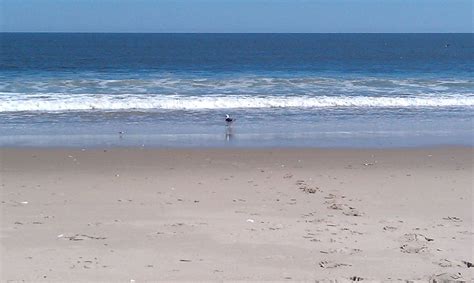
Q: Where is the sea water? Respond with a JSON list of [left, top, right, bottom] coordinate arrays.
[[0, 33, 472, 147]]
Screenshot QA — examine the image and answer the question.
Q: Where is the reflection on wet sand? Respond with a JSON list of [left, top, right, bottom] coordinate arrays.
[[225, 125, 234, 142]]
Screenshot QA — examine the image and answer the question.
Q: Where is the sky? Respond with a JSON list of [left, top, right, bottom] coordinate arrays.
[[1, 0, 472, 33]]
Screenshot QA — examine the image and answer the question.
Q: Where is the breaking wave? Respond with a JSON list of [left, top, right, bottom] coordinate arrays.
[[1, 93, 473, 112]]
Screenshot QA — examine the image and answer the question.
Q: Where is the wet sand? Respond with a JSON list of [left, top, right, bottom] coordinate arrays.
[[0, 147, 472, 281]]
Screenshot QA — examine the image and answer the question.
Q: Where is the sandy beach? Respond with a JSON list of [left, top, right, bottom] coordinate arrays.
[[0, 147, 472, 282]]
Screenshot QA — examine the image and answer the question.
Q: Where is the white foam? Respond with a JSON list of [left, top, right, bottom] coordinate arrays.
[[3, 76, 472, 94], [1, 93, 473, 112]]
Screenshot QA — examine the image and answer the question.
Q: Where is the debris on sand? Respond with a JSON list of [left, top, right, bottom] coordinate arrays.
[[443, 216, 462, 222], [462, 260, 473, 268], [62, 234, 107, 241], [319, 248, 362, 255], [319, 260, 352, 268]]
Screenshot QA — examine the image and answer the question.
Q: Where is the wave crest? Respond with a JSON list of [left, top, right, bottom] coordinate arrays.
[[1, 94, 473, 112]]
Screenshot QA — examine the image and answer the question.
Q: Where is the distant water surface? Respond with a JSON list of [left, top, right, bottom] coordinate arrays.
[[0, 33, 472, 147]]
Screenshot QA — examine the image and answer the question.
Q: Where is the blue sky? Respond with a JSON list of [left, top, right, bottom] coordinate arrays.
[[1, 0, 472, 33]]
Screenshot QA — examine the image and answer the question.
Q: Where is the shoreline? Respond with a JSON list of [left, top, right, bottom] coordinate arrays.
[[1, 143, 472, 150], [1, 146, 473, 281]]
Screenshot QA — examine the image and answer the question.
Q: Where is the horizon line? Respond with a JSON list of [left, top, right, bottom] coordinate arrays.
[[1, 31, 472, 34]]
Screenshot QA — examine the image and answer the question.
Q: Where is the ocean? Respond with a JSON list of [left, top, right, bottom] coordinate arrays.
[[0, 33, 473, 147]]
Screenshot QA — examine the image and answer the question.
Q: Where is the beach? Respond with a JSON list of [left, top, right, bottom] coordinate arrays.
[[1, 32, 473, 282], [1, 147, 472, 281]]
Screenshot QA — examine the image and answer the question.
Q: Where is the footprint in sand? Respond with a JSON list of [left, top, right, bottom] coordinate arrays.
[[400, 233, 434, 242], [430, 272, 464, 282], [323, 193, 346, 202], [436, 259, 461, 268], [383, 226, 398, 232], [283, 173, 293, 179], [328, 203, 344, 210], [295, 180, 318, 194], [342, 207, 364, 217], [400, 243, 428, 254], [437, 259, 473, 268], [399, 233, 434, 254], [325, 194, 363, 216]]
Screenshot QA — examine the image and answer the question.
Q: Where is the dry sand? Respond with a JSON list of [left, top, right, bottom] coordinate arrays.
[[0, 147, 472, 282]]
